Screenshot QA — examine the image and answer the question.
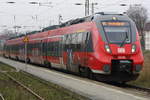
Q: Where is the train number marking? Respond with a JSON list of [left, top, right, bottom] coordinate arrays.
[[118, 48, 125, 53]]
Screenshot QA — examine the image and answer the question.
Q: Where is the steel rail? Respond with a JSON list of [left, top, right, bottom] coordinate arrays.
[[0, 93, 5, 100], [107, 82, 150, 94], [23, 71, 90, 100], [125, 84, 150, 93], [4, 73, 45, 100]]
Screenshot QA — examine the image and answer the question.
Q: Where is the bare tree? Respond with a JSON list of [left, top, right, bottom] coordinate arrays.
[[126, 4, 148, 49]]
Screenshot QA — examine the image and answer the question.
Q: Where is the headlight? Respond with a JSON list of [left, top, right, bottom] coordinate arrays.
[[105, 44, 111, 53], [131, 44, 136, 53]]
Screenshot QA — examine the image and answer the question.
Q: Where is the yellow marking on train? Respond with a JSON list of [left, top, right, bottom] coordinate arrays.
[[102, 22, 126, 26], [23, 36, 29, 43], [76, 30, 86, 33]]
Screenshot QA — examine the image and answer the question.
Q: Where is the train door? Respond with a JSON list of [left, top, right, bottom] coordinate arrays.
[[41, 39, 47, 65], [64, 34, 78, 71], [62, 34, 70, 70], [66, 48, 73, 71], [83, 32, 90, 60], [33, 43, 38, 63], [19, 44, 24, 60], [65, 34, 73, 71], [31, 42, 41, 64], [39, 40, 44, 64], [59, 36, 64, 67]]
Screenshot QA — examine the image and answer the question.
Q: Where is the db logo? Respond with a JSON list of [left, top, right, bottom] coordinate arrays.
[[118, 48, 125, 53]]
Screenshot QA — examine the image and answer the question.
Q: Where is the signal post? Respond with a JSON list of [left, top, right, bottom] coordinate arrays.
[[23, 36, 29, 71]]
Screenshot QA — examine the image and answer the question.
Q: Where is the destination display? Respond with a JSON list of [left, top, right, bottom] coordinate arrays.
[[102, 22, 129, 26]]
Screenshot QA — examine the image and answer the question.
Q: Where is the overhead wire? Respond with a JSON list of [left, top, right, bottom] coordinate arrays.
[[0, 0, 149, 32], [0, 0, 126, 29], [94, 0, 129, 12], [36, 0, 68, 16]]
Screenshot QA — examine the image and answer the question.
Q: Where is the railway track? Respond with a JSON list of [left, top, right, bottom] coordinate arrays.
[[1, 59, 150, 97], [2, 61, 150, 96], [0, 93, 5, 100], [1, 57, 150, 100], [47, 68, 150, 94], [1, 71, 45, 100], [124, 84, 150, 93], [2, 57, 149, 94], [16, 60, 150, 95], [105, 82, 150, 94], [41, 66, 150, 96]]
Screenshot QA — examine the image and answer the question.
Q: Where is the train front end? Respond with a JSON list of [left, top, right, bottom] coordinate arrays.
[[91, 13, 144, 82]]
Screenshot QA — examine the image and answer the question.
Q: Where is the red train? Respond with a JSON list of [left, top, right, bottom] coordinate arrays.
[[3, 12, 144, 82]]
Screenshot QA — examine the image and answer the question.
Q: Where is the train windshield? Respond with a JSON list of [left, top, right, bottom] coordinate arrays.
[[102, 21, 131, 43]]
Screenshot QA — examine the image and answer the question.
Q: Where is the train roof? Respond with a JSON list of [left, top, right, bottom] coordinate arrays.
[[8, 30, 41, 40], [7, 17, 92, 40], [8, 12, 128, 40], [94, 12, 130, 21], [41, 16, 92, 32]]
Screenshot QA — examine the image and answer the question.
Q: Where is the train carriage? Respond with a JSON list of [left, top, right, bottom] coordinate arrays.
[[3, 12, 144, 82]]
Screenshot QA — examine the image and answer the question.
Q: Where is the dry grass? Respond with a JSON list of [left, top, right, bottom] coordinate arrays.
[[129, 51, 150, 88], [138, 51, 150, 81], [0, 62, 88, 100]]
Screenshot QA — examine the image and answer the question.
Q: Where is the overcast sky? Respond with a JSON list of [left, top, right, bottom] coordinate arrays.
[[0, 0, 150, 34]]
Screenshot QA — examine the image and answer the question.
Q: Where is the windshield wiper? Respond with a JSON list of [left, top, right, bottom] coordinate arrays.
[[120, 32, 128, 47]]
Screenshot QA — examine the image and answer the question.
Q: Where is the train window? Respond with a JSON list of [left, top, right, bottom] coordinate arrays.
[[62, 32, 93, 52], [82, 32, 88, 50], [42, 42, 47, 56], [56, 42, 59, 56], [47, 42, 51, 56], [104, 26, 130, 43], [71, 34, 77, 44], [102, 21, 131, 44], [54, 42, 57, 56], [77, 33, 83, 44], [51, 42, 54, 52], [82, 32, 87, 43], [71, 33, 78, 51], [64, 34, 71, 51], [76, 32, 83, 51], [68, 34, 73, 47], [58, 41, 62, 57], [37, 43, 41, 56], [35, 43, 38, 48], [86, 32, 93, 52], [47, 41, 60, 57]]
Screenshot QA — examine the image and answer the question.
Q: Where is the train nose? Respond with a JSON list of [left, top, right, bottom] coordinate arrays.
[[111, 60, 132, 74]]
